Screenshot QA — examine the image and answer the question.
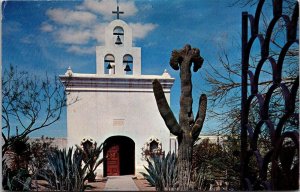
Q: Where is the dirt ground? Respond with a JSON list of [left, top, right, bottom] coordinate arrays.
[[85, 178, 108, 191], [133, 178, 156, 191], [33, 177, 155, 191]]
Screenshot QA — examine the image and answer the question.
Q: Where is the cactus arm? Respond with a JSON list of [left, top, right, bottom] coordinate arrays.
[[191, 94, 207, 140], [153, 79, 182, 136], [170, 50, 181, 70], [191, 48, 204, 72]]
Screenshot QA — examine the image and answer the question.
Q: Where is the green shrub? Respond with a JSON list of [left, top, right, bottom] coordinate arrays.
[[29, 136, 58, 175], [192, 138, 239, 190], [2, 163, 32, 191], [2, 136, 32, 191]]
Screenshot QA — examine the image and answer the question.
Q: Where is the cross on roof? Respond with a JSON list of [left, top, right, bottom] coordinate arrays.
[[112, 5, 124, 19]]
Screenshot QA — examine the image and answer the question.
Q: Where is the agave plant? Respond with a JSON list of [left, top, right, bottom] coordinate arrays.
[[141, 152, 178, 191], [38, 147, 88, 191], [76, 140, 104, 182]]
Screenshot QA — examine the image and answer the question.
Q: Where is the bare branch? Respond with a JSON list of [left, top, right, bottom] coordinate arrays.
[[2, 65, 68, 153]]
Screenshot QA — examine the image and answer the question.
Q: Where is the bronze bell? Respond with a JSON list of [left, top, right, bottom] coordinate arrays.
[[107, 63, 112, 69], [124, 64, 131, 72], [115, 35, 122, 45]]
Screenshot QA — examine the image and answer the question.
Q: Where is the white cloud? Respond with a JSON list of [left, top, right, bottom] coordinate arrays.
[[92, 23, 107, 43], [55, 24, 107, 45], [40, 22, 54, 32], [41, 0, 157, 55], [67, 45, 95, 55], [47, 8, 97, 26], [3, 21, 22, 35], [129, 23, 158, 39], [81, 0, 137, 20], [21, 35, 35, 44], [57, 28, 92, 44]]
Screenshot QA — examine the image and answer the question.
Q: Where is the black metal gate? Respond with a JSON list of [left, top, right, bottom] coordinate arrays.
[[241, 0, 299, 190]]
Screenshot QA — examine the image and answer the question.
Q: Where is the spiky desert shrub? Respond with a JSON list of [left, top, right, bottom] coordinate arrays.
[[141, 152, 178, 191], [38, 147, 88, 191], [76, 140, 104, 182]]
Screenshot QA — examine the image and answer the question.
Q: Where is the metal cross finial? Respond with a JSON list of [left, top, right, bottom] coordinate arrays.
[[112, 1, 124, 19]]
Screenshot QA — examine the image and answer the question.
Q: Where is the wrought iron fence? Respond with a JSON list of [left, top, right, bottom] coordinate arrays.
[[241, 0, 299, 190]]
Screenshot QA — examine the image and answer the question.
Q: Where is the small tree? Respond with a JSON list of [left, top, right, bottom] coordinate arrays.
[[2, 65, 74, 190], [153, 44, 207, 190], [2, 65, 72, 155]]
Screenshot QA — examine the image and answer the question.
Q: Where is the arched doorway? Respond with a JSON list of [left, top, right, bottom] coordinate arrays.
[[104, 136, 135, 176]]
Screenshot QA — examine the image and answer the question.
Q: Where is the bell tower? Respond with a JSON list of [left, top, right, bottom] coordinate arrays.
[[96, 5, 141, 76], [60, 3, 176, 178]]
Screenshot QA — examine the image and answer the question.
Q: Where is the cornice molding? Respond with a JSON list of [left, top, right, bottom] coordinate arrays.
[[60, 75, 175, 92]]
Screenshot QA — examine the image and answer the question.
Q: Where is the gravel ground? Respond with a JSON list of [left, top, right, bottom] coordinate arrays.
[[133, 178, 156, 191]]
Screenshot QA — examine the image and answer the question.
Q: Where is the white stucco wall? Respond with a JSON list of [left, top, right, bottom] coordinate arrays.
[[61, 75, 174, 177]]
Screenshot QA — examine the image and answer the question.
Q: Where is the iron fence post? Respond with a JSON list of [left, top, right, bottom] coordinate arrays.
[[240, 11, 248, 190]]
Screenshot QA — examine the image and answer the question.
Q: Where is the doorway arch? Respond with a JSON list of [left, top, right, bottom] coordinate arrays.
[[103, 136, 135, 176]]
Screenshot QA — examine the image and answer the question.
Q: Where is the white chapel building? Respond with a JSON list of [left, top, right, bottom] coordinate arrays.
[[60, 6, 176, 177]]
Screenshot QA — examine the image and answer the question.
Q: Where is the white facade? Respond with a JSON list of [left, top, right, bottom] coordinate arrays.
[[60, 16, 175, 177]]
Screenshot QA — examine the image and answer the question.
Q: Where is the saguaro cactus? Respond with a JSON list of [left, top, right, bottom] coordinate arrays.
[[153, 44, 207, 190]]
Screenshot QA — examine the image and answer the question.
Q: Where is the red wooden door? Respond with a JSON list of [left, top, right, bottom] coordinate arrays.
[[106, 144, 120, 176]]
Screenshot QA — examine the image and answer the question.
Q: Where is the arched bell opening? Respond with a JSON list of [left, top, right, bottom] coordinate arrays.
[[113, 26, 124, 46], [104, 54, 115, 75], [123, 54, 133, 75]]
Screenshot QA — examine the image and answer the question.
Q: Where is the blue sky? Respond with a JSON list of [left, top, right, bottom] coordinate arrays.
[[2, 0, 255, 137]]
